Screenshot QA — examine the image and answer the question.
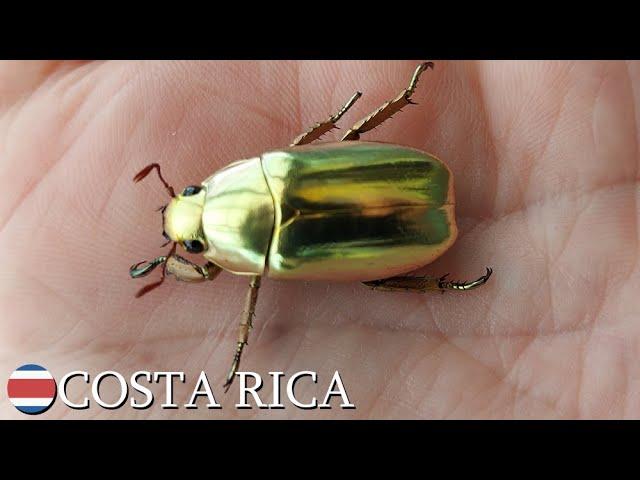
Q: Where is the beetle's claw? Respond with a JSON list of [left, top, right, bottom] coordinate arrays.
[[129, 261, 153, 278], [223, 347, 243, 393], [438, 267, 493, 291], [223, 369, 236, 393], [464, 267, 494, 289], [478, 267, 493, 284], [223, 379, 233, 394], [129, 256, 167, 279]]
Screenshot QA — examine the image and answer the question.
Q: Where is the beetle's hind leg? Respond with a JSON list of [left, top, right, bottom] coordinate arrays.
[[290, 91, 362, 146], [363, 267, 493, 293], [341, 62, 433, 141], [223, 275, 262, 392]]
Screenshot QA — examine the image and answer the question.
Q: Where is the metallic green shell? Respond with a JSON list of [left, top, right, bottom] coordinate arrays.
[[199, 142, 457, 280], [201, 157, 275, 275], [261, 141, 457, 281]]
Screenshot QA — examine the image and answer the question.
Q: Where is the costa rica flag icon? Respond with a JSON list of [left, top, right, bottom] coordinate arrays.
[[7, 364, 57, 415]]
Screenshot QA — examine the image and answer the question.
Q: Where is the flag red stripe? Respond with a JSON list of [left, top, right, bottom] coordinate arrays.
[[7, 378, 56, 398]]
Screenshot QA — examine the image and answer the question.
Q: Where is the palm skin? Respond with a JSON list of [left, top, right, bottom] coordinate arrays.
[[0, 60, 638, 419]]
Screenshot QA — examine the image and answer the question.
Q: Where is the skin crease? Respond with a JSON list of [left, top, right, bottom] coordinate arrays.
[[0, 60, 639, 419]]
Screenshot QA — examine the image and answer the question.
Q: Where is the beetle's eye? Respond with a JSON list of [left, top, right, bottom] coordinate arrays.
[[184, 239, 204, 253], [182, 185, 202, 196]]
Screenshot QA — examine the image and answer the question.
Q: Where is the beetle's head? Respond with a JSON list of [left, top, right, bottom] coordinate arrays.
[[164, 185, 208, 254], [129, 163, 209, 297]]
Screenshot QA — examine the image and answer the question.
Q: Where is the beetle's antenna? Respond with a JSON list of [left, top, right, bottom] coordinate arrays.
[[132, 242, 177, 298], [133, 163, 176, 198]]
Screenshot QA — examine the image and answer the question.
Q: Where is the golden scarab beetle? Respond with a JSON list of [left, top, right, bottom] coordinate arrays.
[[130, 62, 493, 391]]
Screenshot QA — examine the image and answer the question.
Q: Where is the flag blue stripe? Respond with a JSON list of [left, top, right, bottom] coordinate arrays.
[[16, 405, 48, 414], [16, 364, 46, 371]]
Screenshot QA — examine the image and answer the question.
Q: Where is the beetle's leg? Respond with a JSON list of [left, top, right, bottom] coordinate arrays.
[[363, 267, 493, 293], [130, 255, 222, 283], [165, 255, 222, 283], [223, 275, 262, 392], [341, 62, 433, 141], [290, 91, 362, 146]]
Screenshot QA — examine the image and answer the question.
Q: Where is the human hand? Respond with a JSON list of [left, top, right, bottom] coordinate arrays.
[[1, 60, 638, 418]]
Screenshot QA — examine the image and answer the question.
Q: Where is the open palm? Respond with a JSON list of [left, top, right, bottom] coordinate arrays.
[[1, 60, 638, 419]]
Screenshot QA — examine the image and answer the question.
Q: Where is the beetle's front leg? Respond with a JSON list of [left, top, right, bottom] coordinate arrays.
[[363, 267, 493, 293], [223, 275, 261, 392], [165, 255, 222, 282], [130, 254, 222, 283]]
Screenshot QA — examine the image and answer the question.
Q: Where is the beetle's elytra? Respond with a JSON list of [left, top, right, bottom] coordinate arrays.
[[130, 62, 493, 391]]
